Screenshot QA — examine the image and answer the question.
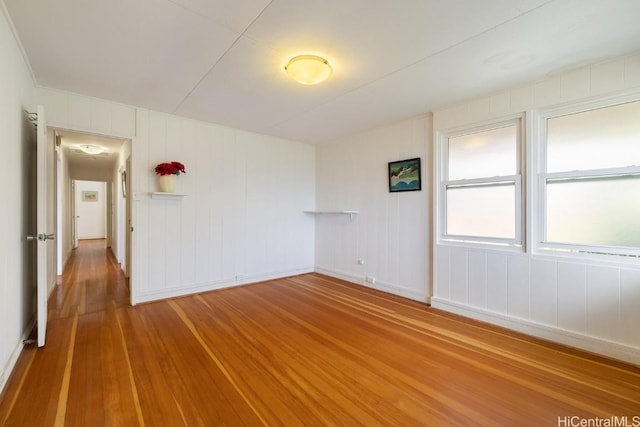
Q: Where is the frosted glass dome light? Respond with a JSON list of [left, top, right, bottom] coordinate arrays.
[[285, 55, 332, 85], [78, 144, 105, 155]]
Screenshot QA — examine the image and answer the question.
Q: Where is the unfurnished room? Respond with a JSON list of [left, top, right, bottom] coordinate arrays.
[[0, 0, 639, 425]]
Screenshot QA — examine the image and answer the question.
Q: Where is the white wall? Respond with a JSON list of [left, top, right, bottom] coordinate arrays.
[[59, 147, 73, 271], [432, 52, 640, 365], [38, 87, 137, 280], [37, 87, 135, 139], [314, 116, 431, 301], [37, 87, 317, 304], [70, 164, 113, 182], [131, 109, 316, 303], [38, 86, 137, 274], [0, 3, 36, 394], [75, 180, 107, 239]]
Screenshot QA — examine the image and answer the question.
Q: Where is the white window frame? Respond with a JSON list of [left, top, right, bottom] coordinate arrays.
[[535, 94, 640, 259], [436, 115, 524, 250]]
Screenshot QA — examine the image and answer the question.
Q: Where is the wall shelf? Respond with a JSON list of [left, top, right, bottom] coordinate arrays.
[[303, 210, 359, 221], [151, 192, 186, 199]]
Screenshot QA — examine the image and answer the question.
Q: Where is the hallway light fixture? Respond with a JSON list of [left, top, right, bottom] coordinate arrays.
[[78, 144, 106, 155], [285, 55, 332, 85]]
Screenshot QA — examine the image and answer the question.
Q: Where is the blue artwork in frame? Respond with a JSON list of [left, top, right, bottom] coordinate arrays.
[[388, 158, 421, 192]]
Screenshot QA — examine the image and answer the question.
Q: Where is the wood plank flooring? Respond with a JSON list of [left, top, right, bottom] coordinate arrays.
[[1, 239, 638, 426]]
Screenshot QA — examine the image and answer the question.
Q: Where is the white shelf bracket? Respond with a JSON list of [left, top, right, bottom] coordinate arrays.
[[303, 210, 359, 222]]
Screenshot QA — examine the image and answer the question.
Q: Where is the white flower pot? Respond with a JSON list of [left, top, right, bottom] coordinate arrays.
[[158, 174, 176, 193]]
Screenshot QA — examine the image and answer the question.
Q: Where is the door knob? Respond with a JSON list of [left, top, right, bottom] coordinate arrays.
[[26, 233, 55, 241]]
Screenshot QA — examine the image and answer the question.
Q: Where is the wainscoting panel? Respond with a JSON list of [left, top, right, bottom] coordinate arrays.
[[131, 109, 316, 303], [433, 245, 640, 364]]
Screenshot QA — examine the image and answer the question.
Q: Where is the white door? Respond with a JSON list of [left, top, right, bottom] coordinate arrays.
[[33, 105, 53, 347]]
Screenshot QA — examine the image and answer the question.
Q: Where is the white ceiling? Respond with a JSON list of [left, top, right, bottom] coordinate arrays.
[[5, 0, 640, 144], [58, 130, 126, 170]]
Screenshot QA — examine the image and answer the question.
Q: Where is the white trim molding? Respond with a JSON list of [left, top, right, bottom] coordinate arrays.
[[431, 297, 640, 367], [0, 318, 36, 396], [131, 267, 314, 305], [315, 267, 430, 303]]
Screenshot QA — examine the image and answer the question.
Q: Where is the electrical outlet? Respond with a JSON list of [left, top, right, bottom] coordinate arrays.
[[357, 259, 365, 265], [365, 276, 376, 284]]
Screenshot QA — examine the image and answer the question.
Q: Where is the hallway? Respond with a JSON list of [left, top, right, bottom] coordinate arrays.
[[50, 239, 129, 320], [0, 240, 132, 426]]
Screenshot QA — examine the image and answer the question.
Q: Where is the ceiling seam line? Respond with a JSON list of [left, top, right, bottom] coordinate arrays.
[[171, 0, 275, 114], [262, 0, 556, 135]]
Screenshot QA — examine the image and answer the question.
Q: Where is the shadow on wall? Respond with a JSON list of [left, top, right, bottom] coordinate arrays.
[[21, 110, 37, 329]]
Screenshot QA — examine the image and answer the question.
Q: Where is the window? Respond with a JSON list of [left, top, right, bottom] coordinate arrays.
[[540, 100, 640, 256], [438, 118, 523, 247]]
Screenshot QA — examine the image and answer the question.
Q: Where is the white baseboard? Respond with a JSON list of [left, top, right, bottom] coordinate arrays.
[[0, 318, 35, 396], [1, 279, 58, 395], [314, 267, 429, 303], [131, 267, 315, 305], [431, 297, 640, 367]]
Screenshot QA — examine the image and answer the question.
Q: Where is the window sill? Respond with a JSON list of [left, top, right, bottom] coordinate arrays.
[[437, 238, 525, 254], [533, 245, 640, 266]]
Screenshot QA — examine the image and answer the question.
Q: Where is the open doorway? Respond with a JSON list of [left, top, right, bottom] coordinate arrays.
[[54, 129, 132, 299], [74, 180, 108, 241]]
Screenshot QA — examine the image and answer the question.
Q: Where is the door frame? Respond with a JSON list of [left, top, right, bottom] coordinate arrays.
[[56, 136, 63, 275], [125, 157, 132, 278], [71, 180, 78, 249], [52, 127, 134, 306]]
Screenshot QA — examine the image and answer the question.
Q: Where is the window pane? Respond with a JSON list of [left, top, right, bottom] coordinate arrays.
[[446, 184, 515, 239], [547, 101, 640, 173], [546, 176, 640, 248], [448, 125, 517, 180]]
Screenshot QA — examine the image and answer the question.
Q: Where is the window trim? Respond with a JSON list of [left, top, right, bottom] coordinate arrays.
[[535, 95, 640, 258], [436, 115, 525, 250], [442, 175, 522, 245]]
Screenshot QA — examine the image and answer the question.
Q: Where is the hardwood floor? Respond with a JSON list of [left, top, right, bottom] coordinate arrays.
[[1, 240, 638, 426]]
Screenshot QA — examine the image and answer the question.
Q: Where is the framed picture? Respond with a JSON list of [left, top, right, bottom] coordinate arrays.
[[82, 191, 98, 202], [388, 158, 421, 192], [121, 170, 127, 198]]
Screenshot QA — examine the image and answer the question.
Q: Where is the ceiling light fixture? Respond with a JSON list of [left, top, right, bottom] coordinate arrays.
[[285, 55, 332, 85], [78, 144, 105, 155]]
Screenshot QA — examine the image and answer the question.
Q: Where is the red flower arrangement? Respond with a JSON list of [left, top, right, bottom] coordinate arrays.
[[154, 161, 186, 176]]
